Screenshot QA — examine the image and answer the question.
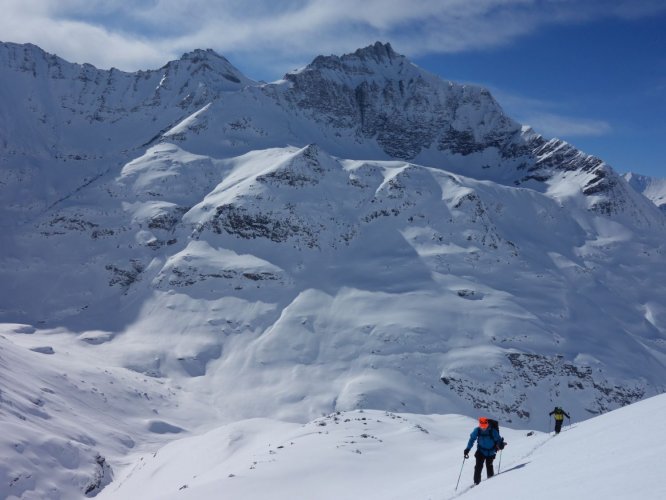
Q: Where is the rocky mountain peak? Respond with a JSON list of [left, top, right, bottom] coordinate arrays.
[[279, 42, 519, 163], [352, 41, 398, 61], [0, 41, 70, 77], [161, 47, 253, 88], [179, 47, 226, 62], [295, 41, 413, 83]]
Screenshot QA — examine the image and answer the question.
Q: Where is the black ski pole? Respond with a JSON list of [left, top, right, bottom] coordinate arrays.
[[455, 456, 467, 491]]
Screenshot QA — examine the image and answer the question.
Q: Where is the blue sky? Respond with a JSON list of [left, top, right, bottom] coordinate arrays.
[[2, 0, 664, 177]]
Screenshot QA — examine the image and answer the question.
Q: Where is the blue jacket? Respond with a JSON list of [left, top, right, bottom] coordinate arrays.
[[466, 426, 504, 457]]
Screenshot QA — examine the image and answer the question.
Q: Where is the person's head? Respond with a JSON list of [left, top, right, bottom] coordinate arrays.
[[478, 417, 489, 430]]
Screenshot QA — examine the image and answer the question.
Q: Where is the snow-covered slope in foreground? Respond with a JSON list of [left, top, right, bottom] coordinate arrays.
[[97, 393, 665, 500]]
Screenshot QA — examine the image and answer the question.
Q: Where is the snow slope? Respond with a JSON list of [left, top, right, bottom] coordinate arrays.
[[95, 393, 666, 500], [624, 172, 666, 212], [0, 326, 212, 500], [3, 143, 664, 425], [4, 319, 661, 500]]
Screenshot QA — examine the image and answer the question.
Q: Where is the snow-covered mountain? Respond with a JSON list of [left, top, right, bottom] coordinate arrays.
[[1, 41, 665, 498], [623, 172, 666, 212]]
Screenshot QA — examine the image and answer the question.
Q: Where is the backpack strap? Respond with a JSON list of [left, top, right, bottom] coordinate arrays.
[[476, 427, 498, 452]]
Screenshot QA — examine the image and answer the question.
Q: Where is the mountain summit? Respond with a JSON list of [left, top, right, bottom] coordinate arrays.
[[278, 42, 520, 163], [1, 41, 665, 499]]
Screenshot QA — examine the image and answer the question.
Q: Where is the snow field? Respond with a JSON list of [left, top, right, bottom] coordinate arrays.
[[97, 394, 666, 499]]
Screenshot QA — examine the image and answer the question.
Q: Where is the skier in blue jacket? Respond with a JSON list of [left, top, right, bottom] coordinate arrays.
[[464, 417, 506, 485]]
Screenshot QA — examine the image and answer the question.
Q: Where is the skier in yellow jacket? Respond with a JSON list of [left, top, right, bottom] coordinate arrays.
[[549, 406, 570, 433]]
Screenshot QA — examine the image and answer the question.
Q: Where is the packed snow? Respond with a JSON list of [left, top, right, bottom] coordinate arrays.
[[126, 393, 660, 500], [2, 320, 663, 500]]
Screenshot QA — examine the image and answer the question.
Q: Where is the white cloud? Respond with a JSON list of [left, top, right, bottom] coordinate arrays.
[[490, 89, 612, 138], [521, 113, 612, 138], [2, 0, 665, 75], [0, 0, 639, 139], [0, 0, 168, 69]]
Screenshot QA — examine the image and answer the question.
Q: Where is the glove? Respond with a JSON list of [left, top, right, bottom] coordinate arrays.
[[464, 448, 470, 459], [498, 441, 506, 450]]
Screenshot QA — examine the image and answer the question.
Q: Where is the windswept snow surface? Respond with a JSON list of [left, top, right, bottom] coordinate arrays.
[[2, 314, 663, 499], [96, 394, 666, 500]]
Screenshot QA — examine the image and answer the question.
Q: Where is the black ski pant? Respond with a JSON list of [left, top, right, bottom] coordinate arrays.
[[554, 419, 563, 433], [473, 450, 495, 484]]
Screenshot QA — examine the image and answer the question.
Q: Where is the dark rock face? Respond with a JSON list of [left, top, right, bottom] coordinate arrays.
[[105, 260, 145, 290], [282, 42, 521, 161], [84, 454, 113, 497], [441, 352, 647, 423], [208, 204, 318, 246]]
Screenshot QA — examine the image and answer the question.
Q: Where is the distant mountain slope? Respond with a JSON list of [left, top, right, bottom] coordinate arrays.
[[0, 42, 252, 155], [624, 171, 666, 212], [3, 141, 664, 419], [0, 42, 253, 226]]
